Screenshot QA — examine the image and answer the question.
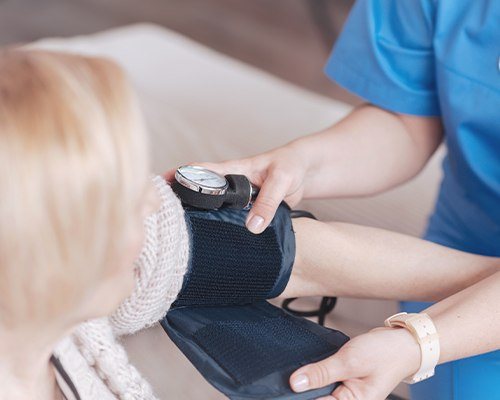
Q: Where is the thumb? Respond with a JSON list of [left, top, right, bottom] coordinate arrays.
[[246, 170, 290, 234], [290, 353, 354, 393]]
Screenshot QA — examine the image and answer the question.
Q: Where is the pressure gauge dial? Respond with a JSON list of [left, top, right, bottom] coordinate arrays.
[[172, 165, 259, 210], [175, 165, 228, 195]]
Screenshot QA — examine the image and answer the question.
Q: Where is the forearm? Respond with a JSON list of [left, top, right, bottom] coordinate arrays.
[[287, 272, 500, 398], [290, 104, 442, 198], [425, 271, 500, 363], [282, 218, 499, 301]]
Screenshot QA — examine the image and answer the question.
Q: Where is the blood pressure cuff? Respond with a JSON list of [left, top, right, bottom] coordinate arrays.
[[161, 203, 349, 399]]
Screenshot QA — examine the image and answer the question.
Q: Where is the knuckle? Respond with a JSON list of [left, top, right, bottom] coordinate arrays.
[[343, 355, 360, 375], [269, 166, 291, 183], [310, 362, 332, 387], [341, 349, 361, 374], [221, 159, 239, 170], [337, 386, 358, 400], [255, 197, 278, 217], [348, 389, 359, 400]]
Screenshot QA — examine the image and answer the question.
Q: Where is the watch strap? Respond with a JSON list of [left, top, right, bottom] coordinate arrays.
[[384, 312, 440, 384]]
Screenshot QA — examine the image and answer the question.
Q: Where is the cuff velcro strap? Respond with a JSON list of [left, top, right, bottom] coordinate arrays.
[[161, 203, 349, 399], [172, 203, 295, 308]]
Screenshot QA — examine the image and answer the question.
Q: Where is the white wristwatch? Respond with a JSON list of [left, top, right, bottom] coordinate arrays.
[[384, 312, 440, 384]]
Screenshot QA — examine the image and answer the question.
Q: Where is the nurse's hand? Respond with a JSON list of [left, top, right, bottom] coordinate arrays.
[[289, 327, 421, 400], [164, 141, 311, 234]]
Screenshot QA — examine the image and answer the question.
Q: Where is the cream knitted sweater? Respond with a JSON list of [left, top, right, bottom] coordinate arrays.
[[53, 176, 190, 400]]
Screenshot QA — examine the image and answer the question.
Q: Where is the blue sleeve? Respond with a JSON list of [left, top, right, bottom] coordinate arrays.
[[325, 0, 440, 116]]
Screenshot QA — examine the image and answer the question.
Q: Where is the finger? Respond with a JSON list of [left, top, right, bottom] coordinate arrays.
[[195, 159, 272, 188], [290, 352, 356, 393], [163, 168, 177, 182], [331, 384, 359, 400], [246, 169, 290, 234], [191, 160, 251, 177]]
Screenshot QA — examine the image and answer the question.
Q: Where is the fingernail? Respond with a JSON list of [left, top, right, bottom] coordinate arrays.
[[291, 374, 309, 392], [247, 215, 264, 233]]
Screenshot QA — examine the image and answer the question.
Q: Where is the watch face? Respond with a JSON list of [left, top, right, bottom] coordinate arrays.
[[177, 165, 227, 189]]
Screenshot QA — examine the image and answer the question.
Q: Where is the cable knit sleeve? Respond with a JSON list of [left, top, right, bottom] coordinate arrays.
[[110, 175, 190, 336]]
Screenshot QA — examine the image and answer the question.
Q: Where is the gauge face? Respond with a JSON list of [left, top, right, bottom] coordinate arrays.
[[177, 165, 227, 189]]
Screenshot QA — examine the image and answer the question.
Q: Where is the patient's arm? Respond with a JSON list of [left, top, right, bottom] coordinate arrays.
[[281, 217, 500, 302]]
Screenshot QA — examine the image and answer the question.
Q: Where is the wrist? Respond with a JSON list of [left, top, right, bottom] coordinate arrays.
[[372, 326, 422, 380], [289, 133, 343, 199], [385, 312, 440, 383], [286, 138, 317, 191]]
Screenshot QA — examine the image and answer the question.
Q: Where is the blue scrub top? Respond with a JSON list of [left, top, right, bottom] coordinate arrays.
[[325, 0, 500, 256]]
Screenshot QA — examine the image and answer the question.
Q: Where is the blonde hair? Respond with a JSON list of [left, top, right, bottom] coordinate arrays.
[[0, 49, 150, 328]]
